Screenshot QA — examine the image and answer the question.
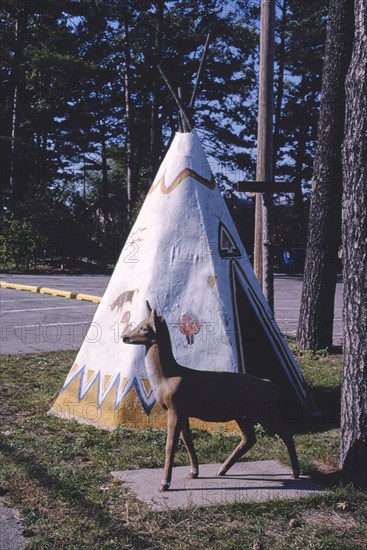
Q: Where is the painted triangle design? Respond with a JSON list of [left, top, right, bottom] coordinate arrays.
[[219, 222, 241, 257]]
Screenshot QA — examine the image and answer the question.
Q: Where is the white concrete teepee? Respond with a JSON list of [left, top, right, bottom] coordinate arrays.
[[50, 130, 313, 431]]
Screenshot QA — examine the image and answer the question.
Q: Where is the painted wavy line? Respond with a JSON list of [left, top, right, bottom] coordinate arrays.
[[149, 168, 215, 195]]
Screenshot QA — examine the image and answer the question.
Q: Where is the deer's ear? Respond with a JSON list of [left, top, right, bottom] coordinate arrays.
[[150, 308, 157, 333], [146, 300, 152, 315]]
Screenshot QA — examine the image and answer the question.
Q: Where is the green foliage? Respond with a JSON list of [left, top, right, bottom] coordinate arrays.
[[275, 0, 328, 190], [0, 214, 46, 270], [292, 346, 331, 359], [0, 0, 330, 266]]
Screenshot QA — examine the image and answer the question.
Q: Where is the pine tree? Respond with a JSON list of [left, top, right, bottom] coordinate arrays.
[[339, 0, 367, 488], [275, 0, 327, 215], [296, 0, 353, 351]]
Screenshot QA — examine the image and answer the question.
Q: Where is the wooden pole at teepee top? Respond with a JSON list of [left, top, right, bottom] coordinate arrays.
[[158, 33, 210, 134], [190, 32, 211, 110], [254, 0, 275, 310], [177, 87, 185, 132], [158, 64, 193, 131]]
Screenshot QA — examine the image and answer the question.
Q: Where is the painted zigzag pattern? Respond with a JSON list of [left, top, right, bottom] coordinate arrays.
[[60, 364, 155, 415]]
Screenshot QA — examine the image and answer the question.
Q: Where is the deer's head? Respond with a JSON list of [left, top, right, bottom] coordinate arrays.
[[122, 301, 159, 346]]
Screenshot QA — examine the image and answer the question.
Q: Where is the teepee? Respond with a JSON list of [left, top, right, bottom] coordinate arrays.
[[50, 129, 313, 431]]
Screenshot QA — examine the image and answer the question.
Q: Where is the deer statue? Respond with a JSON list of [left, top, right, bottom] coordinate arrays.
[[123, 301, 300, 491]]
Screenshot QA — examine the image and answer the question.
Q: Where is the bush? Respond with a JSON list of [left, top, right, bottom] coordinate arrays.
[[0, 214, 47, 271]]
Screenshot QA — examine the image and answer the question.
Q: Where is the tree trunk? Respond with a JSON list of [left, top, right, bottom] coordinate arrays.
[[292, 77, 307, 244], [9, 1, 28, 209], [262, 193, 274, 312], [150, 0, 164, 179], [296, 0, 353, 351], [339, 0, 367, 488], [273, 0, 287, 175], [123, 11, 136, 218], [101, 132, 109, 223]]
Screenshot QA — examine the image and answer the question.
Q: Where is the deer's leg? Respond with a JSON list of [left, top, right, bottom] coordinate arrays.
[[217, 419, 256, 476], [277, 423, 300, 479], [161, 409, 182, 492], [181, 418, 199, 479]]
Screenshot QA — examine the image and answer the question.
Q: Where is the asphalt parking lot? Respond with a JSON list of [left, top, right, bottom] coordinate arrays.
[[0, 275, 107, 355], [0, 273, 342, 355]]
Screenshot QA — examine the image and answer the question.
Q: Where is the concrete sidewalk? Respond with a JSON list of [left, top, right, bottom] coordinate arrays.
[[112, 460, 325, 511], [0, 498, 25, 550]]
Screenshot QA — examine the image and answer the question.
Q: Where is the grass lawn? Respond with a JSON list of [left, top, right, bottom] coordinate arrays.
[[1, 350, 366, 549]]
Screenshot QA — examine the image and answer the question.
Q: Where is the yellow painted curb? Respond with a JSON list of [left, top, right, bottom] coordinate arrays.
[[39, 287, 78, 299], [76, 293, 101, 304], [0, 280, 102, 303], [0, 281, 41, 293]]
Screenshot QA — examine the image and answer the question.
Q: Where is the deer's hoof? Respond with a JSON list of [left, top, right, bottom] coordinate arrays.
[[217, 467, 227, 477], [160, 481, 170, 492], [188, 468, 199, 479], [292, 471, 300, 480]]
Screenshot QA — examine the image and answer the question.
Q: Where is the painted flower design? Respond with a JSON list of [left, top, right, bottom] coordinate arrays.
[[178, 313, 201, 345]]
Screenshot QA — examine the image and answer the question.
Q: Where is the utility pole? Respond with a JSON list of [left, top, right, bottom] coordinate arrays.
[[254, 0, 275, 310], [238, 2, 295, 307]]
